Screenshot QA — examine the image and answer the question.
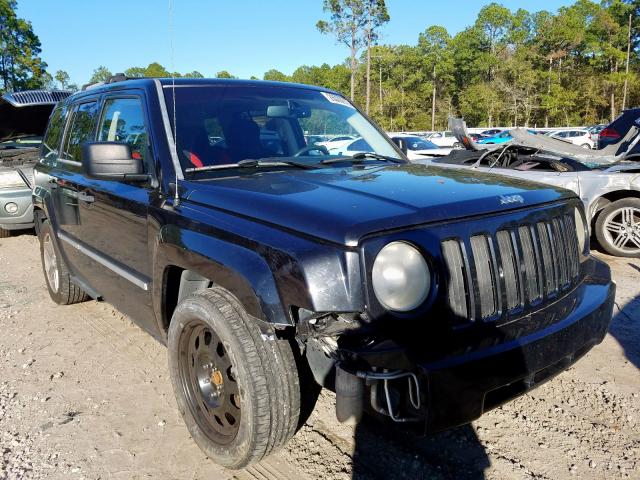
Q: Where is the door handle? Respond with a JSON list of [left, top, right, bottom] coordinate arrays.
[[78, 192, 95, 203]]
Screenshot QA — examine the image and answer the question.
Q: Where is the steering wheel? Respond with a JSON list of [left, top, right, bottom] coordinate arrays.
[[293, 145, 329, 157]]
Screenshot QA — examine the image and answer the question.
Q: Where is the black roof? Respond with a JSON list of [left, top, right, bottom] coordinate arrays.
[[78, 77, 340, 96]]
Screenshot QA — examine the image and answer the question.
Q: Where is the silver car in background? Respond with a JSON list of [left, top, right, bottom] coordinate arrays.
[[0, 90, 70, 237], [416, 118, 640, 257]]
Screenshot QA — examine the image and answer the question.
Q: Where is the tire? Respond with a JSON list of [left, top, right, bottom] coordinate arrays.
[[0, 227, 11, 238], [39, 221, 89, 304], [595, 198, 640, 257], [581, 143, 591, 149], [168, 287, 300, 469]]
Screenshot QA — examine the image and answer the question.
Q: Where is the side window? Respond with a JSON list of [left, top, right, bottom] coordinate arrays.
[[41, 105, 67, 162], [98, 97, 149, 163], [62, 101, 98, 163]]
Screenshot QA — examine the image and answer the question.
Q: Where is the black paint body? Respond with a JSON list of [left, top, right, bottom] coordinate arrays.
[[33, 78, 615, 432]]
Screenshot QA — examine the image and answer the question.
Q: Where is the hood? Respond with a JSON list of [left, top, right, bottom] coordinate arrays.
[[0, 90, 71, 142], [184, 164, 575, 246]]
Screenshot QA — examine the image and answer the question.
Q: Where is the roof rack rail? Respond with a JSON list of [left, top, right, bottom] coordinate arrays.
[[81, 73, 133, 91]]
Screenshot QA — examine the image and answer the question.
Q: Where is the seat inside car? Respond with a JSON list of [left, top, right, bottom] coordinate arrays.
[[224, 116, 264, 162]]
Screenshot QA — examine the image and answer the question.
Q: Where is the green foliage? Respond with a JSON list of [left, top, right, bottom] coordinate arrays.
[[0, 0, 49, 92], [54, 70, 69, 89], [184, 71, 204, 78], [263, 69, 290, 82], [317, 0, 390, 100], [215, 70, 236, 79], [89, 66, 112, 84]]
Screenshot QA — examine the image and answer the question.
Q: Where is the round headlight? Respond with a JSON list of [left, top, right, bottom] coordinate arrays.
[[574, 207, 587, 253], [372, 241, 430, 312], [4, 202, 18, 214]]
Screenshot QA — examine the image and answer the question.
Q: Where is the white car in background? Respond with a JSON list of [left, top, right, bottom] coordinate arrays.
[[388, 134, 452, 159], [426, 130, 461, 148], [545, 129, 595, 149], [316, 135, 358, 151], [321, 137, 372, 155]]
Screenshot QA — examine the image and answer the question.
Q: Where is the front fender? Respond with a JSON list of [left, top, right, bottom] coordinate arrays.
[[153, 224, 290, 330]]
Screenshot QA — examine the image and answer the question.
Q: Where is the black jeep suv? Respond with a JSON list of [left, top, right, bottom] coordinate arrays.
[[33, 77, 615, 469]]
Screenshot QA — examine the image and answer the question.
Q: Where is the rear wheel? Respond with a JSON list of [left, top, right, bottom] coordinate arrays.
[[595, 198, 640, 257], [39, 221, 88, 304], [168, 287, 300, 469]]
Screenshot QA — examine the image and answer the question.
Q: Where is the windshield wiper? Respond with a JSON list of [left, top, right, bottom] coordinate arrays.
[[320, 152, 404, 165], [237, 158, 318, 169], [185, 157, 319, 173]]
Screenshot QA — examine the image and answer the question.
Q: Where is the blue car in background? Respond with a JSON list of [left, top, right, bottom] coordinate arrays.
[[476, 129, 538, 145], [476, 130, 513, 144]]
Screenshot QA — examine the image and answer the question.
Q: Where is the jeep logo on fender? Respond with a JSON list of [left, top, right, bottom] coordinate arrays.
[[499, 194, 525, 205]]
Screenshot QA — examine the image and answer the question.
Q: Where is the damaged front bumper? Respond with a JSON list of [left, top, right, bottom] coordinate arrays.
[[332, 258, 615, 432]]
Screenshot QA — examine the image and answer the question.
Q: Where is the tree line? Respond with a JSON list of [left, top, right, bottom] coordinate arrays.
[[2, 0, 639, 129]]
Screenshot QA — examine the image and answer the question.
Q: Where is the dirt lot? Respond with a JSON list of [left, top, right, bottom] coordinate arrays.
[[0, 232, 638, 480]]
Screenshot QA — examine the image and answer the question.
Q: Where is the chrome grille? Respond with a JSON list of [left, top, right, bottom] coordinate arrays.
[[442, 213, 581, 322]]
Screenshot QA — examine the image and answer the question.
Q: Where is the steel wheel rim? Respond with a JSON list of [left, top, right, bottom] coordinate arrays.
[[603, 206, 640, 253], [178, 320, 241, 444], [43, 233, 60, 293]]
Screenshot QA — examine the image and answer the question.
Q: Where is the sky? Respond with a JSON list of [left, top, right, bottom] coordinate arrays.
[[17, 0, 576, 86]]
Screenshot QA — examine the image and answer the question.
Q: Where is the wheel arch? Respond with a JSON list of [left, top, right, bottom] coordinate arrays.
[[153, 227, 293, 340], [589, 190, 640, 229]]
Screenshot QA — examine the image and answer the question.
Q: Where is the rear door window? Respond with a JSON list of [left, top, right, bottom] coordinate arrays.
[[62, 101, 99, 167]]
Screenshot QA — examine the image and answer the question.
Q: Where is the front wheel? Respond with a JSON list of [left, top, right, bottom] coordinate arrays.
[[0, 227, 11, 238], [168, 288, 300, 469], [595, 198, 640, 257], [39, 221, 88, 304], [581, 143, 592, 149]]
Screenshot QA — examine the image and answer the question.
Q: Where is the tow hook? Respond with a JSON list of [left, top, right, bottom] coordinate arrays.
[[335, 365, 423, 424]]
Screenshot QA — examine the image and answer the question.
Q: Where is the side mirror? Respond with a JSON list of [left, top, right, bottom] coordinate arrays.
[[82, 142, 147, 181], [392, 137, 408, 155]]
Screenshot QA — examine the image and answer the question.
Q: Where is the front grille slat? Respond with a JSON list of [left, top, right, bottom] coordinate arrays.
[[441, 209, 581, 325], [563, 214, 579, 279], [536, 222, 557, 295], [518, 226, 541, 302], [470, 235, 497, 319], [553, 218, 569, 287], [442, 240, 468, 320], [497, 231, 520, 309]]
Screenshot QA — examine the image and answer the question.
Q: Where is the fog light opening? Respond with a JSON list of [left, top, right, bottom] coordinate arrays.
[[4, 202, 18, 215]]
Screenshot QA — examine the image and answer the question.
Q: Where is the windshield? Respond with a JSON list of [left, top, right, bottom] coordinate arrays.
[[400, 136, 439, 150], [163, 84, 402, 177]]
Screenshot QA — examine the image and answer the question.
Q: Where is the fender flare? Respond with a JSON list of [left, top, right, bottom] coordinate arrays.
[[152, 225, 291, 335]]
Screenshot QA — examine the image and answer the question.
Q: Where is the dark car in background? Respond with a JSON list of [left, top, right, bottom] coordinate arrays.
[[0, 90, 71, 237], [598, 108, 640, 153]]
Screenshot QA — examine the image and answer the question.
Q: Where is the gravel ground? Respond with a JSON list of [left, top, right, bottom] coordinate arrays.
[[0, 232, 638, 480]]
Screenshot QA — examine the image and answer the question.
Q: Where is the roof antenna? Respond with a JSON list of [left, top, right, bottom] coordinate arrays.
[[169, 0, 180, 207]]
